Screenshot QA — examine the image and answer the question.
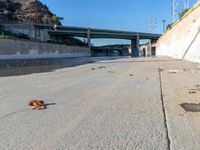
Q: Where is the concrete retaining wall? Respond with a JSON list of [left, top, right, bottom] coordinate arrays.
[[157, 1, 200, 63], [0, 38, 91, 59]]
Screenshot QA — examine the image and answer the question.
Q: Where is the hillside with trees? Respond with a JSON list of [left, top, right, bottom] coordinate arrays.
[[0, 0, 63, 25]]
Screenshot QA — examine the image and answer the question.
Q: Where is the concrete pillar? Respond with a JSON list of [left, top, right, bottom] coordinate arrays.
[[87, 28, 91, 48], [1, 30, 4, 37], [149, 39, 152, 56], [131, 34, 140, 57]]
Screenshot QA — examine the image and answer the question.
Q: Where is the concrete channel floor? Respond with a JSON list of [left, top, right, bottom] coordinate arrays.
[[0, 57, 200, 150]]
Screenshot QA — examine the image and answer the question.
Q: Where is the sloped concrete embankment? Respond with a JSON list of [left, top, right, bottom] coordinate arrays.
[[0, 38, 91, 59], [157, 1, 200, 63]]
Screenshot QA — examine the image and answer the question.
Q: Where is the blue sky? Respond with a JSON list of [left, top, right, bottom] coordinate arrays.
[[40, 0, 197, 45]]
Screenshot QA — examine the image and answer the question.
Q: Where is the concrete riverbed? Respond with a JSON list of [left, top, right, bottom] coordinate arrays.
[[0, 57, 200, 150]]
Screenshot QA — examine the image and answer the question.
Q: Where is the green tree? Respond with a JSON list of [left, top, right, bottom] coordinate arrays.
[[42, 15, 64, 25], [179, 8, 190, 19], [166, 23, 173, 30], [49, 16, 64, 25], [42, 15, 50, 24]]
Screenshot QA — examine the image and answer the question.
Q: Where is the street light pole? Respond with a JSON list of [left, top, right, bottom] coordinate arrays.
[[162, 20, 166, 32]]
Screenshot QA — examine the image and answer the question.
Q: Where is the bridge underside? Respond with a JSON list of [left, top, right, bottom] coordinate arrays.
[[47, 26, 160, 57], [48, 30, 159, 40]]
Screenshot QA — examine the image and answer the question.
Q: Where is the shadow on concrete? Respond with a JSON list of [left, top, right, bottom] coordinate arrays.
[[180, 103, 200, 112], [0, 57, 182, 77], [0, 56, 124, 77], [0, 57, 94, 77], [96, 59, 181, 64], [44, 103, 57, 109]]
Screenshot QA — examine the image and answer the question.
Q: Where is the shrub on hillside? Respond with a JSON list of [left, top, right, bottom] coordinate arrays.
[[179, 8, 190, 19]]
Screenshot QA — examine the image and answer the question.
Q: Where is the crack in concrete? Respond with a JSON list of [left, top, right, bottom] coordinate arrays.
[[158, 64, 171, 150], [0, 108, 29, 120]]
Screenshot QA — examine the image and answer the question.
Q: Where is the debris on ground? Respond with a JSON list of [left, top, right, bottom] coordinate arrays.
[[188, 90, 197, 94], [179, 113, 188, 117], [28, 100, 45, 110], [129, 74, 134, 76], [91, 66, 107, 71], [108, 71, 115, 73], [167, 69, 185, 74], [97, 66, 106, 69], [191, 69, 200, 74], [187, 85, 200, 94]]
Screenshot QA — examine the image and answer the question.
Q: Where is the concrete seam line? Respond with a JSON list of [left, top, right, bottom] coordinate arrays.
[[0, 108, 29, 120], [158, 64, 171, 150]]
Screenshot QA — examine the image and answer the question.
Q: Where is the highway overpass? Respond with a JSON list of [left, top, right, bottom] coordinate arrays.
[[37, 25, 161, 57]]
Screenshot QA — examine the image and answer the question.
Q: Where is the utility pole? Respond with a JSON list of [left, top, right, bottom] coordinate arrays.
[[172, 0, 190, 23], [148, 17, 157, 33]]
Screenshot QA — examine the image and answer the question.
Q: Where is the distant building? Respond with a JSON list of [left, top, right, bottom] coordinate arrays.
[[1, 22, 51, 42], [139, 42, 157, 57], [92, 44, 130, 57]]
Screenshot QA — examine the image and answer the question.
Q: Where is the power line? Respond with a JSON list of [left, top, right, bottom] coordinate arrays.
[[172, 0, 190, 23], [148, 17, 157, 33]]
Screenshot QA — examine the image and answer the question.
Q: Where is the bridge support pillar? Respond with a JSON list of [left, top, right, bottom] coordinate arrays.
[[87, 28, 92, 56], [131, 34, 140, 57], [87, 28, 91, 48]]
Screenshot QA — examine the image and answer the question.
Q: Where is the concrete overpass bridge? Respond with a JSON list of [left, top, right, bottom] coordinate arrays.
[[46, 26, 160, 57]]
